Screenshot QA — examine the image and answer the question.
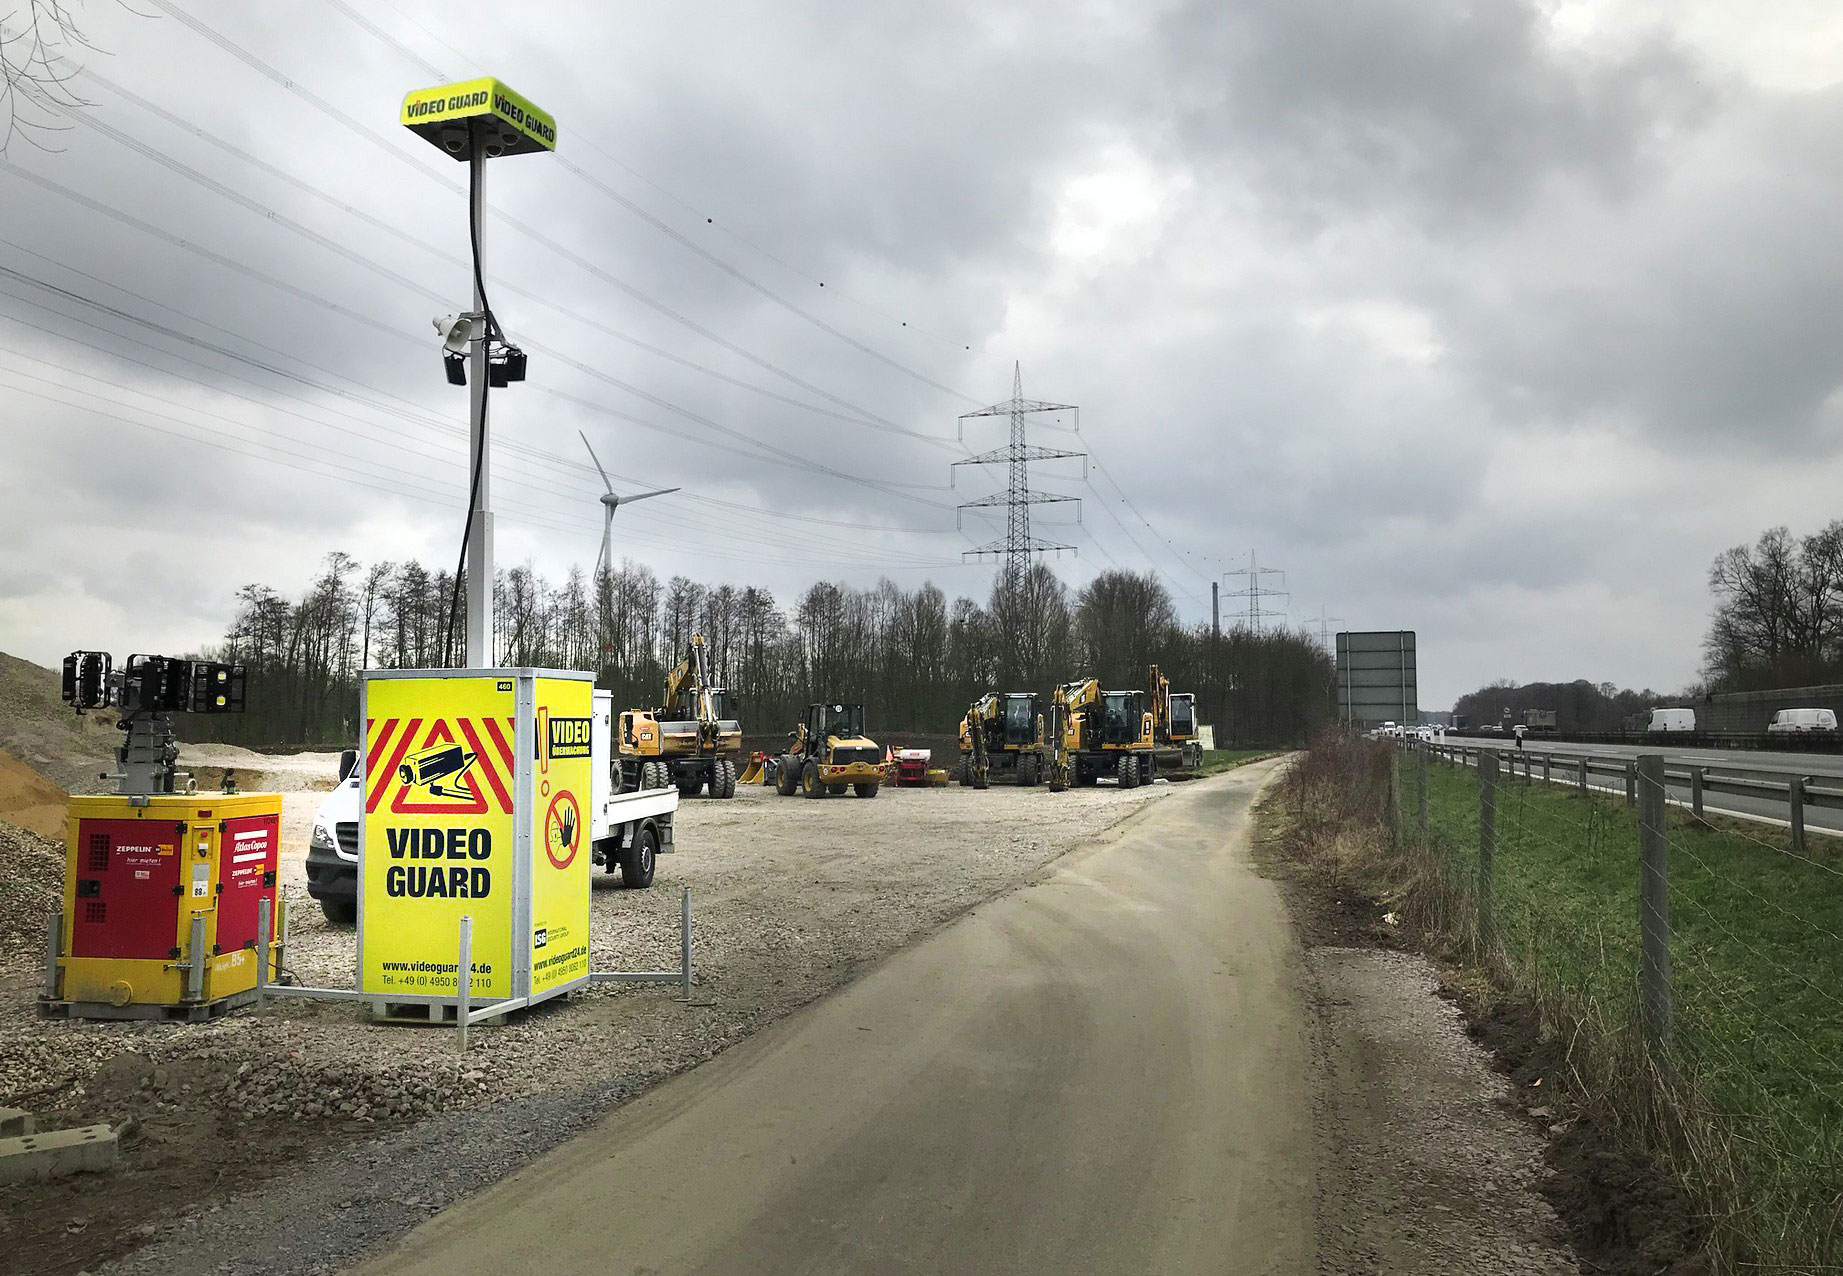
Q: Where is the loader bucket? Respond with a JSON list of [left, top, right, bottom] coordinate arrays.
[[739, 752, 767, 785]]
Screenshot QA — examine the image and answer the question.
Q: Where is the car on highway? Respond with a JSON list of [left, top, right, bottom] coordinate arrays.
[[1648, 707, 1696, 732], [1768, 707, 1837, 734]]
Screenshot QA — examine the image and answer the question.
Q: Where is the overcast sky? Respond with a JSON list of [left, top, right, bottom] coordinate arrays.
[[1, 0, 1839, 707]]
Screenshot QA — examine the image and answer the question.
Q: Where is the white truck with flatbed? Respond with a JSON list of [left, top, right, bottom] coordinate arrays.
[[305, 688, 679, 922]]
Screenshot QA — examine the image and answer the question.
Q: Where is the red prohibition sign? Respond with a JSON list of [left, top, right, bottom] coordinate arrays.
[[544, 789, 581, 870]]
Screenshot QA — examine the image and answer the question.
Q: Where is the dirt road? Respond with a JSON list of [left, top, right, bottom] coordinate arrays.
[[363, 760, 1312, 1276]]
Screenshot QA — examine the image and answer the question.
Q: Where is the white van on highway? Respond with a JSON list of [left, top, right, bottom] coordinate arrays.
[[1768, 707, 1837, 734], [1648, 708, 1696, 733]]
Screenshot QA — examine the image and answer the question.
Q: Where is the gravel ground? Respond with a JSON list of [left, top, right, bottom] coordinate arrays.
[[0, 772, 1166, 1275], [1307, 947, 1579, 1274]]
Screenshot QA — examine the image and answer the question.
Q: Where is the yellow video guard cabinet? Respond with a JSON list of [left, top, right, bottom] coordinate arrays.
[[358, 669, 592, 1015]]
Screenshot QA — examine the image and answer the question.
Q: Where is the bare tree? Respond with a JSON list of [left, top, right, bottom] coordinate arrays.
[[0, 1, 111, 154]]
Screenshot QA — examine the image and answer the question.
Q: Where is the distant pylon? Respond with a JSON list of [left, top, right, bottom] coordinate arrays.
[[952, 364, 1087, 570], [1223, 550, 1288, 632]]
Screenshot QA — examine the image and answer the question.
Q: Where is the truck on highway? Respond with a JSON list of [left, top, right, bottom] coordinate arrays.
[[306, 689, 679, 923], [1647, 707, 1696, 733], [1523, 710, 1558, 732]]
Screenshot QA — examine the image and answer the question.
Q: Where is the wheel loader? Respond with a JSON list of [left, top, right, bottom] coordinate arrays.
[[771, 702, 885, 799], [615, 635, 743, 798], [1054, 677, 1156, 788], [957, 692, 1048, 786]]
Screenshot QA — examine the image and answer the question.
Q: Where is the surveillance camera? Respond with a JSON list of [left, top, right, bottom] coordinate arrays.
[[441, 127, 467, 154], [433, 313, 475, 355]]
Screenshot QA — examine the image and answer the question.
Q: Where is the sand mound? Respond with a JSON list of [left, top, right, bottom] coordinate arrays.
[[0, 747, 65, 837]]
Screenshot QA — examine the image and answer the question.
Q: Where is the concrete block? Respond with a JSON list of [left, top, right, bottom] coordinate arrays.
[[0, 1124, 118, 1183], [0, 1108, 31, 1137]]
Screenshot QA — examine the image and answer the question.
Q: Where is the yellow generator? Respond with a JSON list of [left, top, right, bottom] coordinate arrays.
[[55, 793, 285, 1019], [45, 650, 284, 1021]]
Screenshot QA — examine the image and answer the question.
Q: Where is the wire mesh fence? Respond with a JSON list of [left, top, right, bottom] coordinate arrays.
[[1397, 742, 1843, 1270]]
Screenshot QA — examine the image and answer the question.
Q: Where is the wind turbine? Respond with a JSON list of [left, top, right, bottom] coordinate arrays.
[[580, 431, 679, 578]]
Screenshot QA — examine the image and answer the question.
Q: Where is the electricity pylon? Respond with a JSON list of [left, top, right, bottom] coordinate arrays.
[[952, 364, 1086, 570], [1223, 550, 1288, 632]]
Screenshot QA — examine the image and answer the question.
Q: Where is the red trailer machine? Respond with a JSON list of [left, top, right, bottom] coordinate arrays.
[[44, 651, 284, 1021]]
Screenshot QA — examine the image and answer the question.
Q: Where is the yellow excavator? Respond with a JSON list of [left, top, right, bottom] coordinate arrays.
[[615, 635, 742, 797], [957, 692, 1048, 786], [1054, 677, 1156, 788], [1147, 664, 1204, 772], [771, 702, 885, 799]]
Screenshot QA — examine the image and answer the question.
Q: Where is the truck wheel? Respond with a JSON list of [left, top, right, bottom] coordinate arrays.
[[801, 759, 827, 798], [619, 822, 658, 889], [677, 774, 703, 797], [853, 782, 879, 798], [320, 896, 356, 925], [1017, 754, 1040, 787], [775, 756, 800, 796], [638, 761, 660, 790], [958, 756, 972, 786], [1117, 754, 1139, 788], [714, 758, 736, 798], [1140, 755, 1155, 785]]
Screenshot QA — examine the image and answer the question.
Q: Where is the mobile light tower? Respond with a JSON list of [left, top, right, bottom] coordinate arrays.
[[402, 78, 557, 668]]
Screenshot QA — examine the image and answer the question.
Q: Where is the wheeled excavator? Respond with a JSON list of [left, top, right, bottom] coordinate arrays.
[[1053, 677, 1157, 788], [1147, 664, 1204, 772], [615, 634, 742, 797], [957, 692, 1048, 786]]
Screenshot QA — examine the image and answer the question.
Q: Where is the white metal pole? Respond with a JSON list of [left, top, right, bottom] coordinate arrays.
[[465, 145, 494, 669]]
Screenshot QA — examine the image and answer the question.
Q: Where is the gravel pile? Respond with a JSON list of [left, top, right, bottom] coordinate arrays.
[[0, 820, 60, 970]]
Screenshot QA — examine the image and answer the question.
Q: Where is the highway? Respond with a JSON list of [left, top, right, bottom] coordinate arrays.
[[359, 762, 1317, 1276], [1443, 736, 1843, 836]]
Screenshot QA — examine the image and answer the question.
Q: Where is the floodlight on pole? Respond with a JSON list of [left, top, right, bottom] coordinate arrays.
[[580, 431, 680, 578], [402, 78, 557, 670]]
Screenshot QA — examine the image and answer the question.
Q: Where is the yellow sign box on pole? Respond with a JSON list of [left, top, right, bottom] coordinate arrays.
[[359, 669, 592, 1012], [400, 78, 557, 159]]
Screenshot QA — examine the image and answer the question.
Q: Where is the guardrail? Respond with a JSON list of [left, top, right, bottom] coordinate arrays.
[[1445, 727, 1843, 753], [1418, 740, 1843, 853]]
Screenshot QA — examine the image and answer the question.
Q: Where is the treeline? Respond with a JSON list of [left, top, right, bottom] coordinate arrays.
[[1703, 521, 1843, 691], [193, 554, 1335, 749], [1451, 678, 1668, 733]]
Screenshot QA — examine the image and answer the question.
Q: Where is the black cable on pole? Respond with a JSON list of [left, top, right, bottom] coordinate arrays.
[[444, 123, 493, 667]]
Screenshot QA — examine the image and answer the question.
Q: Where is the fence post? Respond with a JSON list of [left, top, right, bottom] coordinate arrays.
[[1416, 746, 1428, 836], [1625, 760, 1637, 809], [1578, 757, 1588, 797], [1690, 767, 1704, 820], [1636, 754, 1672, 1054], [1478, 751, 1498, 953], [1790, 775, 1807, 856], [456, 914, 473, 1055], [681, 887, 694, 997], [255, 897, 271, 1009]]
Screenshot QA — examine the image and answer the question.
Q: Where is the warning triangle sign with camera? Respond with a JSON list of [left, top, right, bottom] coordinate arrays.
[[366, 716, 514, 816]]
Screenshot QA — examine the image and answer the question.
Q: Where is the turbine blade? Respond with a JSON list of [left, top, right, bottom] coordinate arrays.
[[579, 430, 612, 492], [618, 486, 681, 505], [598, 508, 612, 577]]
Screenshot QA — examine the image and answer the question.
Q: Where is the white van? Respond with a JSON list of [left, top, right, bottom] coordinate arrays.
[[1648, 708, 1695, 733], [1768, 707, 1838, 734]]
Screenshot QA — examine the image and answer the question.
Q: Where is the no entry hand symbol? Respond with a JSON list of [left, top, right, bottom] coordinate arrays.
[[544, 790, 581, 871]]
